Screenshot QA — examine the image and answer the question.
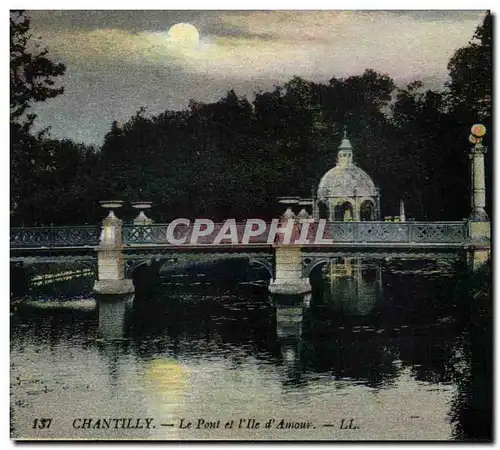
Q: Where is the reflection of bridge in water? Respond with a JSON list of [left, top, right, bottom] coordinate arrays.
[[10, 218, 488, 297], [269, 256, 466, 389], [317, 258, 383, 316], [94, 259, 387, 373]]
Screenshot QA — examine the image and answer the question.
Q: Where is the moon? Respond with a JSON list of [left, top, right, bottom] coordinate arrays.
[[167, 23, 200, 48]]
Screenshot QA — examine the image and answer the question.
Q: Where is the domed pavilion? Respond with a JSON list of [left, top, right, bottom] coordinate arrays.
[[313, 130, 380, 221]]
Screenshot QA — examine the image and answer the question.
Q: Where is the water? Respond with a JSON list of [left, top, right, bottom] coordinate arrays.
[[10, 263, 492, 441]]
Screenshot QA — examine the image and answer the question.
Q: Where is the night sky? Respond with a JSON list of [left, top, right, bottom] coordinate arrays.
[[26, 10, 486, 145]]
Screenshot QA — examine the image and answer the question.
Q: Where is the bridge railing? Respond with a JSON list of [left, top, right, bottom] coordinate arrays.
[[323, 221, 467, 244], [123, 223, 272, 245], [10, 221, 468, 248], [10, 226, 101, 248], [123, 221, 468, 245]]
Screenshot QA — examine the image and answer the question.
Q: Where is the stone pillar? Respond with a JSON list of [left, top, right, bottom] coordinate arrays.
[[94, 208, 134, 295], [375, 191, 381, 220], [470, 153, 475, 212], [312, 199, 319, 220], [353, 196, 360, 221], [467, 219, 491, 270], [269, 246, 311, 295], [399, 199, 406, 222], [469, 144, 488, 221], [467, 143, 491, 270]]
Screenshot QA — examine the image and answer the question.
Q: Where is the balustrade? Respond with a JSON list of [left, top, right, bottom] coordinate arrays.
[[123, 223, 272, 245], [10, 221, 467, 248], [10, 226, 101, 248]]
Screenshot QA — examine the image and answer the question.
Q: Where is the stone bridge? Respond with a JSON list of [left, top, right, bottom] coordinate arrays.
[[9, 127, 492, 296], [10, 218, 489, 296]]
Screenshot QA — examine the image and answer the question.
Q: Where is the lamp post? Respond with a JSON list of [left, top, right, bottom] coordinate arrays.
[[468, 124, 489, 222], [466, 124, 490, 270]]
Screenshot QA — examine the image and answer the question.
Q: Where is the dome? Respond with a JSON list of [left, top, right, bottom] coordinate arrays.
[[317, 131, 378, 201], [318, 165, 377, 200]]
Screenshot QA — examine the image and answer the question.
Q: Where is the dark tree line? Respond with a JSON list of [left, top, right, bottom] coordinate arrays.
[[10, 11, 492, 226]]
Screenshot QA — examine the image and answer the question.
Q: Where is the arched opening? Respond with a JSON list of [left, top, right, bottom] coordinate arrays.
[[334, 201, 353, 221], [248, 258, 273, 281], [307, 260, 329, 293], [131, 261, 162, 297], [157, 256, 270, 287], [318, 201, 329, 219], [360, 200, 375, 221]]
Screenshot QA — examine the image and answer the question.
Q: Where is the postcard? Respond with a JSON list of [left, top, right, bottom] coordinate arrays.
[[10, 10, 492, 441]]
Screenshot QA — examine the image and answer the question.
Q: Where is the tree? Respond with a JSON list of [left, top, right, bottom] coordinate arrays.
[[10, 10, 66, 124], [446, 11, 492, 120], [10, 10, 69, 224], [446, 11, 492, 216], [390, 81, 469, 219]]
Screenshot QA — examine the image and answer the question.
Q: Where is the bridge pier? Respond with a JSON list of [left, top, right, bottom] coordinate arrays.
[[466, 221, 491, 271], [93, 210, 134, 295], [269, 246, 311, 295]]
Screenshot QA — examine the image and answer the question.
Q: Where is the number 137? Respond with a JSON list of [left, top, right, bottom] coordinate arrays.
[[32, 418, 52, 429]]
